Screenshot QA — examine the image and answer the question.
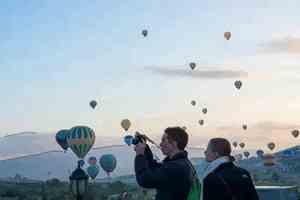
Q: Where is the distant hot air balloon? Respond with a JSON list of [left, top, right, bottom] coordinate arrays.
[[191, 100, 196, 106], [256, 150, 264, 158], [121, 119, 131, 131], [198, 120, 204, 126], [234, 80, 242, 90], [99, 154, 117, 176], [224, 32, 231, 40], [67, 126, 96, 159], [88, 156, 97, 165], [87, 165, 100, 180], [268, 142, 276, 151], [189, 62, 196, 70], [243, 151, 250, 158], [78, 160, 85, 168], [90, 100, 97, 109], [55, 129, 69, 151], [263, 153, 275, 166], [242, 124, 247, 130], [232, 142, 238, 148], [124, 135, 133, 146], [202, 108, 208, 114], [142, 29, 148, 37], [292, 129, 299, 138], [239, 142, 245, 149]]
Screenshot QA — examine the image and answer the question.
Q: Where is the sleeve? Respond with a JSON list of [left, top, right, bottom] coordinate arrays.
[[134, 154, 170, 188], [244, 171, 259, 200]]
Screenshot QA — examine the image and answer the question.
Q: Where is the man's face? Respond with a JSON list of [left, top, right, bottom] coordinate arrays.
[[205, 142, 218, 162], [160, 133, 176, 156]]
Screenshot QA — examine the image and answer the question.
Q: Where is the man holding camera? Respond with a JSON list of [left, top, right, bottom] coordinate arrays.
[[134, 127, 195, 200]]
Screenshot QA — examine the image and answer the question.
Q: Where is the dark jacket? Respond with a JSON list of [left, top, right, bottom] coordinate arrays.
[[203, 162, 259, 200], [135, 147, 194, 200]]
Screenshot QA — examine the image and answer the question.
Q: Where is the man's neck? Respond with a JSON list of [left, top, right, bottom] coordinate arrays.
[[168, 149, 182, 159]]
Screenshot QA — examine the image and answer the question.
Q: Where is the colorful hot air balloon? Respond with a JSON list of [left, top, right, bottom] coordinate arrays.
[[121, 119, 131, 131], [263, 153, 275, 166], [292, 129, 299, 138], [268, 142, 276, 151], [88, 156, 97, 165], [232, 142, 238, 148], [234, 80, 242, 90], [67, 126, 96, 159], [243, 151, 250, 158], [242, 124, 247, 130], [99, 154, 117, 176], [142, 29, 148, 37], [90, 100, 97, 109], [189, 62, 196, 70], [198, 120, 204, 126], [239, 142, 245, 149], [55, 129, 69, 151], [202, 108, 207, 114], [191, 100, 196, 106], [224, 32, 231, 40], [256, 150, 264, 158], [87, 165, 99, 180], [124, 135, 133, 146]]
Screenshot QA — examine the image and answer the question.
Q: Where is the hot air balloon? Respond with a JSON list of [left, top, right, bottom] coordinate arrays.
[[292, 129, 299, 138], [268, 142, 275, 151], [67, 126, 96, 159], [198, 120, 204, 126], [90, 100, 97, 109], [99, 154, 117, 176], [224, 32, 231, 40], [232, 142, 238, 148], [191, 100, 196, 106], [124, 135, 133, 146], [234, 80, 242, 90], [78, 160, 85, 168], [243, 151, 250, 158], [88, 156, 97, 165], [202, 108, 207, 114], [142, 29, 148, 37], [121, 119, 131, 131], [242, 124, 247, 130], [263, 153, 275, 166], [256, 150, 264, 158], [87, 165, 100, 180], [55, 129, 69, 151], [239, 142, 245, 149], [189, 62, 196, 70]]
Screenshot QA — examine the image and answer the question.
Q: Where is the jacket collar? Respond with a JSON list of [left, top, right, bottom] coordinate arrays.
[[163, 150, 188, 162]]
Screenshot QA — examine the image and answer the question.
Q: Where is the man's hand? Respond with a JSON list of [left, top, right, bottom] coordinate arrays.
[[135, 143, 146, 155]]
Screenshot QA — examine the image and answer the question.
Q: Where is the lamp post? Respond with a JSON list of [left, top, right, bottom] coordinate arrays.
[[69, 161, 89, 200]]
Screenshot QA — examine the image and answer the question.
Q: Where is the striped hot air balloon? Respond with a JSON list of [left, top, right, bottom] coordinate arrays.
[[67, 126, 95, 159]]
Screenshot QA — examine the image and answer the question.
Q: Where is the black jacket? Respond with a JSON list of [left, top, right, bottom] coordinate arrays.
[[203, 162, 259, 200], [135, 148, 194, 200]]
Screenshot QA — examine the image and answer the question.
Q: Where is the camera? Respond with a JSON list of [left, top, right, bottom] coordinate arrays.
[[132, 132, 147, 145]]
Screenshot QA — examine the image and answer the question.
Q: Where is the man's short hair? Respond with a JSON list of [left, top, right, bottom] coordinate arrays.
[[209, 138, 231, 156], [165, 127, 189, 150]]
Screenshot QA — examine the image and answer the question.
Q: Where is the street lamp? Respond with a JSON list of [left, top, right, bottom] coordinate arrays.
[[69, 161, 89, 200]]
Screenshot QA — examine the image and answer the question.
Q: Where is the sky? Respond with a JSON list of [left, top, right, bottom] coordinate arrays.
[[1, 0, 300, 151]]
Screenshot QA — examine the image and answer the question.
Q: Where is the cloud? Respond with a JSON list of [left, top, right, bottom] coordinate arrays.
[[259, 37, 300, 54], [146, 66, 248, 79]]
